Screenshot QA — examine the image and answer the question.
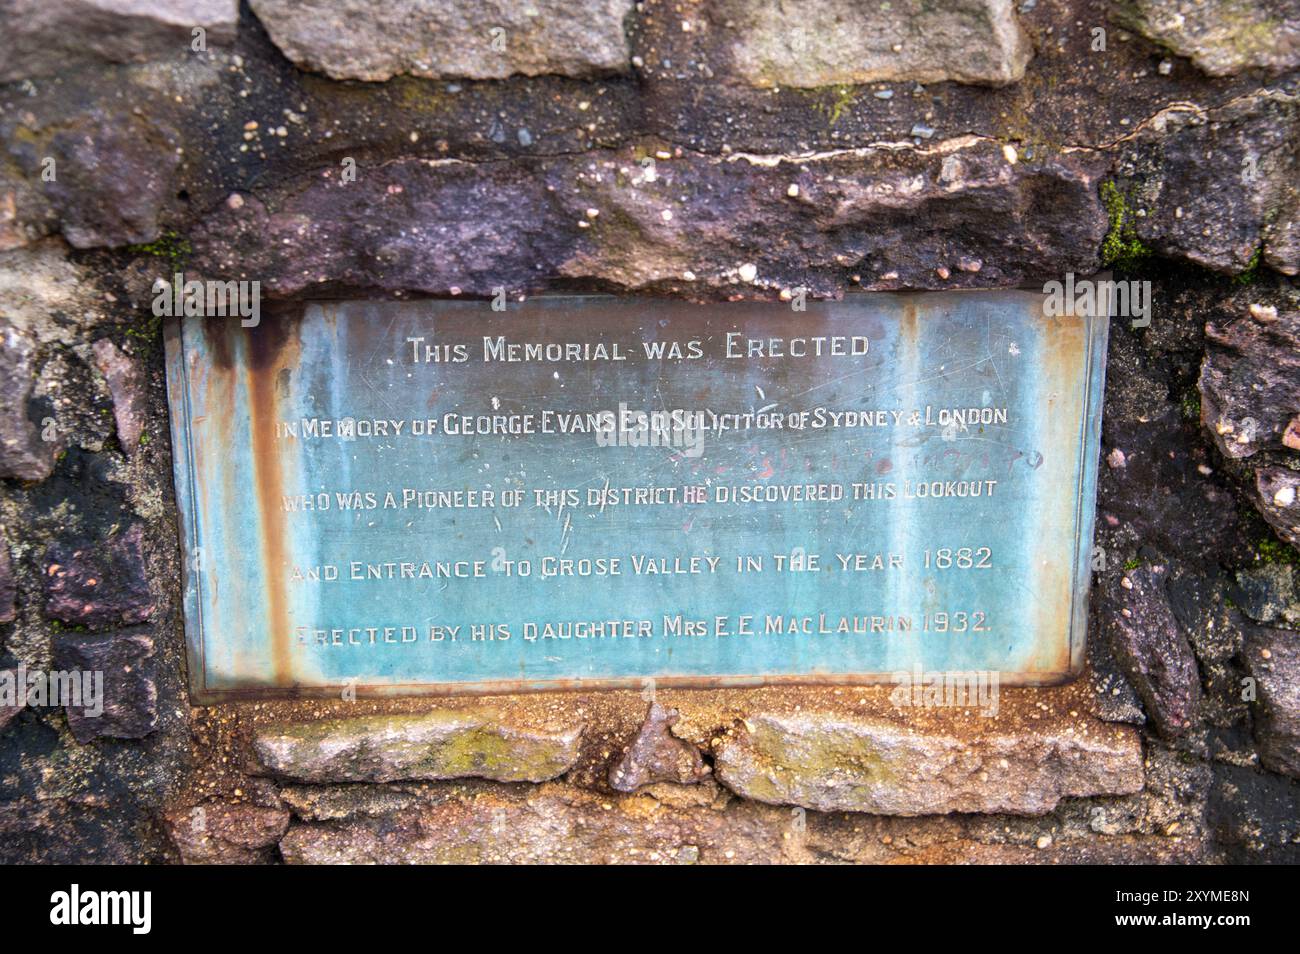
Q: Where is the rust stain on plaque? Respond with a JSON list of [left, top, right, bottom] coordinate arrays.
[[246, 314, 299, 683]]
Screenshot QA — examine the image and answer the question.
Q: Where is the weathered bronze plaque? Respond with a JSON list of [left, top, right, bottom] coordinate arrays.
[[165, 292, 1107, 701]]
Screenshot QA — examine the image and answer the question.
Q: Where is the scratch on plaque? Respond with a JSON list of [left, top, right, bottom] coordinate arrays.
[[560, 511, 573, 555]]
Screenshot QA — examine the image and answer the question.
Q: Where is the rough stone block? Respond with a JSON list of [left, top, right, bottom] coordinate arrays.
[[279, 781, 793, 864], [1100, 564, 1203, 739], [249, 0, 634, 82], [43, 522, 155, 628], [0, 321, 59, 481], [1115, 0, 1300, 77], [41, 112, 181, 250], [0, 540, 15, 624], [1234, 563, 1300, 627], [1200, 299, 1300, 460], [716, 0, 1032, 88], [1243, 625, 1300, 777], [0, 669, 25, 732], [0, 0, 239, 83], [1251, 467, 1300, 548], [162, 802, 291, 864], [0, 177, 53, 252], [1118, 93, 1299, 276], [50, 629, 158, 742], [712, 711, 1144, 815], [192, 141, 1108, 298], [253, 711, 584, 783], [91, 339, 147, 455], [608, 702, 710, 792]]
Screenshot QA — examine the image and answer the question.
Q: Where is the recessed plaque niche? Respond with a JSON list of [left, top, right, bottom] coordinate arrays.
[[165, 292, 1107, 700]]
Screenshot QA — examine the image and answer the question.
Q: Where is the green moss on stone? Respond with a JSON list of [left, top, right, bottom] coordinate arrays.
[[1233, 246, 1264, 285], [259, 711, 578, 783], [127, 230, 191, 272], [748, 719, 895, 797], [812, 87, 858, 127], [829, 88, 855, 126], [1100, 181, 1153, 270], [1257, 537, 1299, 566]]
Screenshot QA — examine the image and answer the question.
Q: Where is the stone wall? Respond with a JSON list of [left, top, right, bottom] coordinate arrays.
[[1, 0, 1297, 863]]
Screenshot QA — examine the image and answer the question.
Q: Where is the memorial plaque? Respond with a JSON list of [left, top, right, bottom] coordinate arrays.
[[165, 291, 1107, 701]]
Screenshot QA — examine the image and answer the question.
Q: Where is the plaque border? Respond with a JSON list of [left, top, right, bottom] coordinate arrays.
[[165, 286, 1110, 703]]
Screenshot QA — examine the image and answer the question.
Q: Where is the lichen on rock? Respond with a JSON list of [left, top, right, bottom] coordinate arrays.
[[1115, 0, 1300, 78], [252, 710, 585, 783], [713, 710, 1144, 815]]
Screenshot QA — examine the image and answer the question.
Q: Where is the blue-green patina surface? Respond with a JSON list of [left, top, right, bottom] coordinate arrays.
[[165, 292, 1107, 700]]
